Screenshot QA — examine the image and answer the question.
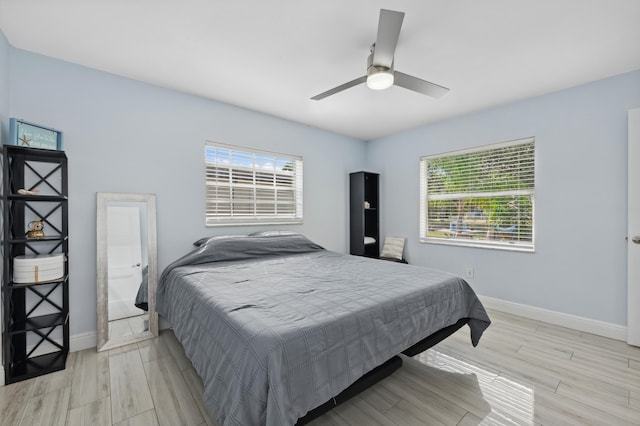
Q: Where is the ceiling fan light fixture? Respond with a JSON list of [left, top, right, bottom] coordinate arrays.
[[311, 10, 449, 101], [366, 67, 394, 90]]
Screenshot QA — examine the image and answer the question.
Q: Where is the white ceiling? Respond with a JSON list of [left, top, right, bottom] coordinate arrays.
[[1, 1, 639, 141]]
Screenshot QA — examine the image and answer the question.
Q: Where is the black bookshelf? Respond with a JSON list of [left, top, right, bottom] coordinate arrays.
[[2, 145, 69, 384], [349, 171, 379, 258]]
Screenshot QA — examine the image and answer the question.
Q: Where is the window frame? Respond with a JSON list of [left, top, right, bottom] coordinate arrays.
[[419, 137, 535, 252], [205, 141, 303, 227]]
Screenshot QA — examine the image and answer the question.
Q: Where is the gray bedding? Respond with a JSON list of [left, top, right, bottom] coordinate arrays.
[[134, 265, 149, 311], [156, 234, 490, 426]]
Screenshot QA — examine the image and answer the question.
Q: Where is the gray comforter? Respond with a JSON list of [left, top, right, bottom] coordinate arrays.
[[134, 265, 149, 311], [157, 234, 490, 426]]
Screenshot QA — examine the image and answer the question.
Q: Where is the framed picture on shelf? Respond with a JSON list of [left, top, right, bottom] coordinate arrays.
[[8, 118, 63, 151]]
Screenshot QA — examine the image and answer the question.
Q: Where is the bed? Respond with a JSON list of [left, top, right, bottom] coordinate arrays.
[[156, 233, 491, 426]]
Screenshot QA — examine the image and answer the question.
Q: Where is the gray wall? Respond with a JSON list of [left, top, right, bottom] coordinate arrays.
[[4, 37, 640, 335], [8, 48, 366, 336], [367, 70, 640, 326]]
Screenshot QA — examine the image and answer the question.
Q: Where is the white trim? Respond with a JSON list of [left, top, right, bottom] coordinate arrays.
[[1, 303, 624, 388], [159, 317, 171, 330], [421, 136, 535, 160], [71, 318, 171, 354], [422, 237, 535, 253], [0, 333, 94, 387], [70, 331, 98, 352], [70, 300, 628, 351], [0, 324, 175, 387], [205, 141, 304, 227], [419, 138, 535, 253], [70, 318, 171, 353], [206, 140, 301, 159], [480, 295, 627, 341]]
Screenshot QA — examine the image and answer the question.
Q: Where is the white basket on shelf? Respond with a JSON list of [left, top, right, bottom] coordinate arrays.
[[13, 253, 64, 283]]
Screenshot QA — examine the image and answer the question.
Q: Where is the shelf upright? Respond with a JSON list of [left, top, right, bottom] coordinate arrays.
[[1, 145, 69, 384]]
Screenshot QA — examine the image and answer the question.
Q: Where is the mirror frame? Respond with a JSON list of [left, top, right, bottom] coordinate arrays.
[[96, 192, 158, 351]]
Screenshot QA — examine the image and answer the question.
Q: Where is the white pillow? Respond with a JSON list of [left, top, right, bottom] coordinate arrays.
[[249, 230, 300, 236], [380, 237, 405, 260]]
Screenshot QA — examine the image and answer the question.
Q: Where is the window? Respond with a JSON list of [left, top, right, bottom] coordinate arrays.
[[205, 142, 303, 226], [420, 138, 535, 251]]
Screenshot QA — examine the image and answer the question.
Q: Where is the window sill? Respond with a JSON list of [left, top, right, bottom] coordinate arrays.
[[420, 237, 535, 253]]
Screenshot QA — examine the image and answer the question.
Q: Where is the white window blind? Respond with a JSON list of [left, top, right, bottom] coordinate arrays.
[[420, 138, 535, 251], [205, 142, 303, 226]]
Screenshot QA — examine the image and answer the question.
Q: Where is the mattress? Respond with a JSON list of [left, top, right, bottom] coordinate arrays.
[[156, 234, 490, 426]]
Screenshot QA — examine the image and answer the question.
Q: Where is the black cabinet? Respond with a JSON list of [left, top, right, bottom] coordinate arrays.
[[350, 171, 379, 258], [2, 145, 69, 384]]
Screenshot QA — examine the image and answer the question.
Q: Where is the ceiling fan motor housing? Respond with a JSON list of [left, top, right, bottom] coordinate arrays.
[[366, 51, 394, 90]]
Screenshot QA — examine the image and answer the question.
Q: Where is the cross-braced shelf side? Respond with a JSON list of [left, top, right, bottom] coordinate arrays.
[[2, 145, 69, 384]]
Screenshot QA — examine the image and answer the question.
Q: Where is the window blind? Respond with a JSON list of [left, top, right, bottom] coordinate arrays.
[[420, 138, 535, 251], [205, 142, 303, 226]]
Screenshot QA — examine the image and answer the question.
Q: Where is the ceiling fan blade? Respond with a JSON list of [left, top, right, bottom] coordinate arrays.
[[311, 76, 367, 100], [372, 9, 405, 68], [393, 71, 450, 98]]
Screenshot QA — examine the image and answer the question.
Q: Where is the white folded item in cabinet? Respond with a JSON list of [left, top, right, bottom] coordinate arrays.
[[13, 253, 64, 283], [364, 236, 376, 245]]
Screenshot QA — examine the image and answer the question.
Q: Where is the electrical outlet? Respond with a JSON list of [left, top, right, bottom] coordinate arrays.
[[465, 267, 474, 279]]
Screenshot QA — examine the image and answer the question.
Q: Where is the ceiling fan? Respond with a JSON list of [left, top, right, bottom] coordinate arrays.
[[311, 9, 450, 101]]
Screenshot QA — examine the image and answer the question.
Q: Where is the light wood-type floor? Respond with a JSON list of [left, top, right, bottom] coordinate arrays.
[[109, 314, 148, 340], [1, 309, 639, 425]]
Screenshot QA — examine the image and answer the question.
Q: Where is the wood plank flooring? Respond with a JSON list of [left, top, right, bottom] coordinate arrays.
[[1, 308, 639, 425]]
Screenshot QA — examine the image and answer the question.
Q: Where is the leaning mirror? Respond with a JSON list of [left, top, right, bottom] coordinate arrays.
[[96, 192, 158, 351]]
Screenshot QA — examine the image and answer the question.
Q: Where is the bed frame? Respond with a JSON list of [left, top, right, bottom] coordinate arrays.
[[296, 317, 470, 424]]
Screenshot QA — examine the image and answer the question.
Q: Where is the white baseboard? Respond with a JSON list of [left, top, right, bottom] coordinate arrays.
[[1, 301, 626, 387], [70, 317, 170, 354], [67, 319, 171, 354], [4, 301, 627, 386], [65, 301, 628, 353], [70, 331, 97, 352], [1, 326, 159, 386], [480, 295, 627, 341]]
